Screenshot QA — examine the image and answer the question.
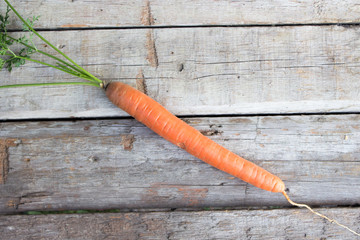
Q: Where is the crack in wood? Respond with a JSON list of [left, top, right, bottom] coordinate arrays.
[[141, 1, 159, 68], [141, 0, 155, 26], [21, 191, 53, 199], [0, 139, 19, 184], [136, 69, 148, 94], [0, 142, 8, 184], [146, 30, 159, 68], [9, 191, 54, 210], [254, 117, 260, 143]]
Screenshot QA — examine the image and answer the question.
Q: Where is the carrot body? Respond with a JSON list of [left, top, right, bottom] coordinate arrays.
[[106, 82, 285, 193]]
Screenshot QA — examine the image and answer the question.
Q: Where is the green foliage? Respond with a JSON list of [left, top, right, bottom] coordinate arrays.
[[0, 0, 102, 89], [0, 5, 11, 32], [0, 5, 37, 71], [22, 15, 40, 51], [23, 15, 40, 32], [0, 6, 12, 51]]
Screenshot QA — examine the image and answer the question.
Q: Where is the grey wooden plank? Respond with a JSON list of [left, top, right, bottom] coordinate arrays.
[[0, 115, 359, 213], [5, 0, 360, 29], [2, 26, 360, 119], [0, 208, 359, 239]]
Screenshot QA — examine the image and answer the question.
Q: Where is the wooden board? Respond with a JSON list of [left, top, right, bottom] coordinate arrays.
[[1, 208, 359, 239], [2, 1, 360, 239], [6, 0, 360, 29], [1, 115, 359, 214], [2, 26, 360, 119]]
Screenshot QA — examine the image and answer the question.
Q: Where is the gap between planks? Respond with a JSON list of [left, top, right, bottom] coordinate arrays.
[[2, 111, 360, 124], [7, 22, 360, 33]]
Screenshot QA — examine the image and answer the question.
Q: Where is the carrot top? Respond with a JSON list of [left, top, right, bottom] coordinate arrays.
[[0, 0, 102, 89]]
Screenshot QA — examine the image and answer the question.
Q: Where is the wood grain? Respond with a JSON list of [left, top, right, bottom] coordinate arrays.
[[0, 115, 359, 213], [2, 1, 360, 238], [0, 139, 19, 184], [1, 208, 359, 239], [2, 26, 360, 119], [0, 141, 8, 184], [5, 0, 360, 29]]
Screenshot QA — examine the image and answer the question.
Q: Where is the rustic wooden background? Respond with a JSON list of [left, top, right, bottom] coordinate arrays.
[[1, 0, 360, 239]]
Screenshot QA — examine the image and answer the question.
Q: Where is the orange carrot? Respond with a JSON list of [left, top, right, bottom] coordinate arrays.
[[106, 81, 360, 237], [106, 81, 285, 193]]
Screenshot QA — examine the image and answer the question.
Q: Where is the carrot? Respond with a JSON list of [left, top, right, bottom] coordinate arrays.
[[106, 81, 360, 237], [106, 81, 285, 193]]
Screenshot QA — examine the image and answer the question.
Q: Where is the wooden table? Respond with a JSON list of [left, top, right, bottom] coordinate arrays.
[[1, 1, 360, 239]]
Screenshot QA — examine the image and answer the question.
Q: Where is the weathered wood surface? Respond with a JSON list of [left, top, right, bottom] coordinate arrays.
[[1, 115, 359, 214], [2, 26, 360, 119], [1, 208, 359, 240], [2, 1, 360, 239], [6, 0, 360, 29]]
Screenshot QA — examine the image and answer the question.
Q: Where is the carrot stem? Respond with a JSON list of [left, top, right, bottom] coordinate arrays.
[[6, 35, 94, 81], [4, 0, 102, 84], [3, 54, 94, 82], [282, 191, 360, 237]]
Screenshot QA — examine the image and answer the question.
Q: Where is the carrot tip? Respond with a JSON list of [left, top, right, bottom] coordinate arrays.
[[282, 191, 360, 237]]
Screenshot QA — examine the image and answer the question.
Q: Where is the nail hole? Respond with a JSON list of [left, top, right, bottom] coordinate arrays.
[[178, 63, 184, 72]]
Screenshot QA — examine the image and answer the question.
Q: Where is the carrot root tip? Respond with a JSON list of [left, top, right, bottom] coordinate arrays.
[[282, 191, 360, 237]]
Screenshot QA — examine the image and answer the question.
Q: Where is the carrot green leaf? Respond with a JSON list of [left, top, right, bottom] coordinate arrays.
[[1, 0, 103, 88]]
